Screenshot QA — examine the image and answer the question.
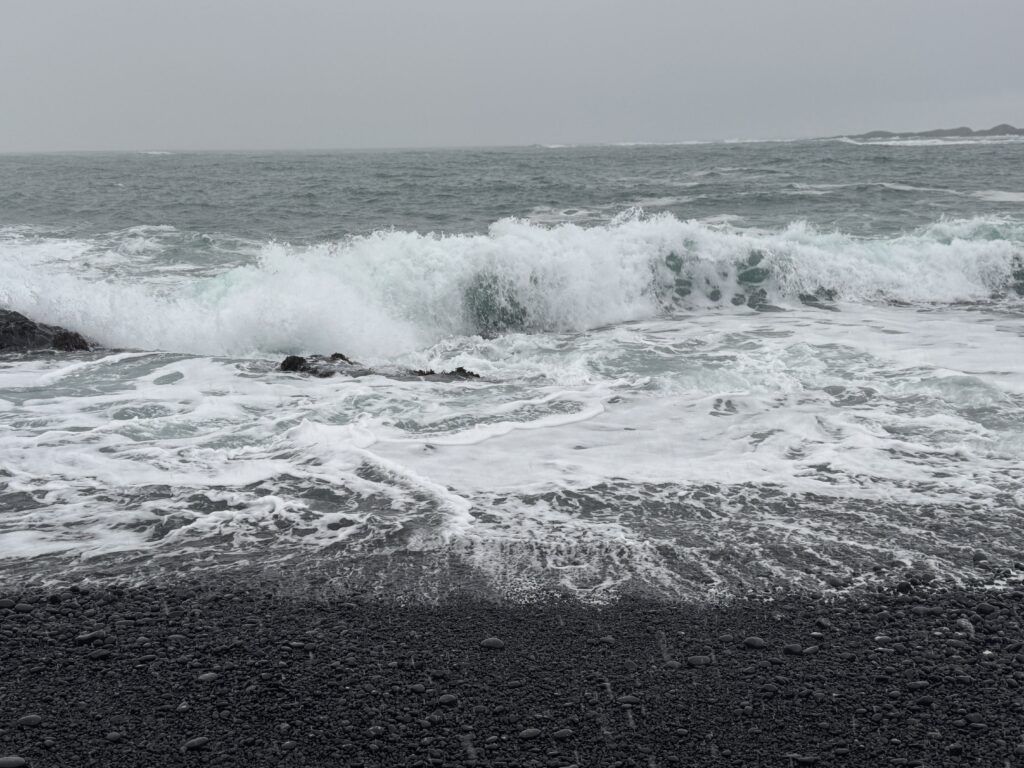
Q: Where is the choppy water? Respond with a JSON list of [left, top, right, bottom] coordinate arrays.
[[2, 137, 1023, 599]]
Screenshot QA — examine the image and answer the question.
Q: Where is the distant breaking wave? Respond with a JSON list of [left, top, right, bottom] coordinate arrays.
[[835, 135, 1024, 147], [2, 214, 1022, 359]]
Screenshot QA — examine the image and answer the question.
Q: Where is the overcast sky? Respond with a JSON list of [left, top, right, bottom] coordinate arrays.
[[2, 0, 1022, 151]]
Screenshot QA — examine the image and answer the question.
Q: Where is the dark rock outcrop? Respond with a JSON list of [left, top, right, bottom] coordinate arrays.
[[278, 354, 361, 378], [412, 366, 481, 380], [279, 354, 482, 381], [0, 309, 91, 352]]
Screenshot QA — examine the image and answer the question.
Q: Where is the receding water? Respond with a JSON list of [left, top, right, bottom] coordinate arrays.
[[2, 138, 1023, 599]]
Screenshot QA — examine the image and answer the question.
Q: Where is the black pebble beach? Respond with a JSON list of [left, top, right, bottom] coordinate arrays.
[[3, 575, 1024, 767]]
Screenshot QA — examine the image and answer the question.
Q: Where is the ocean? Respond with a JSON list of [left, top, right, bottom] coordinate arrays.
[[2, 136, 1023, 599]]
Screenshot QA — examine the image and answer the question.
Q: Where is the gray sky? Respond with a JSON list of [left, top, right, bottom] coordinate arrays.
[[2, 0, 1022, 151]]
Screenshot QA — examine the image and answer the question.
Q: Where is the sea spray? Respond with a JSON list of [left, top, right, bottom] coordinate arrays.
[[3, 215, 1022, 357]]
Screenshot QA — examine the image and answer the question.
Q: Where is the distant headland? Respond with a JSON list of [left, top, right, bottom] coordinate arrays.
[[845, 123, 1024, 140]]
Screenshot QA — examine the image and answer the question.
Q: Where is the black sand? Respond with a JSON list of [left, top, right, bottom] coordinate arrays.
[[3, 575, 1024, 767]]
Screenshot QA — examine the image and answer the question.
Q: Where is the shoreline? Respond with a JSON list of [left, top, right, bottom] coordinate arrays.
[[2, 575, 1023, 767]]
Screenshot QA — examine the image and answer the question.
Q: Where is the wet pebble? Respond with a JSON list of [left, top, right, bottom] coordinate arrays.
[[182, 737, 209, 751]]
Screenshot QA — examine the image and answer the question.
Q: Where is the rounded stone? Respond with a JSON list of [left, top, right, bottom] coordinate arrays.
[[438, 694, 458, 706], [552, 728, 574, 740], [686, 655, 712, 667], [744, 637, 767, 649], [519, 728, 541, 740], [182, 737, 209, 751], [480, 637, 505, 650], [0, 758, 27, 768], [105, 732, 123, 743], [17, 715, 42, 727]]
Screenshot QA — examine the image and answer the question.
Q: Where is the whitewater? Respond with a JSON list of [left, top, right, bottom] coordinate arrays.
[[1, 139, 1023, 600]]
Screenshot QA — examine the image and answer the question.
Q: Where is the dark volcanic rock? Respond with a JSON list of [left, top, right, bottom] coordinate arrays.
[[279, 353, 361, 378], [278, 353, 481, 381], [0, 309, 90, 352], [412, 366, 482, 380], [280, 355, 308, 372]]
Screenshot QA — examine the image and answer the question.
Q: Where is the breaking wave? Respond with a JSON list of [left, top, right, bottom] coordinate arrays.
[[2, 215, 1023, 359]]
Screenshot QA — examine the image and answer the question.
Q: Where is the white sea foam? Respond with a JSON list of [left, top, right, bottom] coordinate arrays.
[[837, 135, 1024, 147], [2, 301, 1023, 596], [1, 215, 1021, 361]]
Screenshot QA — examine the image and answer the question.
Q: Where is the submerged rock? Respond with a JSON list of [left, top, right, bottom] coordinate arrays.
[[412, 366, 481, 380], [279, 354, 481, 381], [0, 309, 91, 352], [279, 353, 361, 378]]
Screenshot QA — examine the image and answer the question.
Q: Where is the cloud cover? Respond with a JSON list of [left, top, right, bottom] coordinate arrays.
[[1, 0, 1022, 151]]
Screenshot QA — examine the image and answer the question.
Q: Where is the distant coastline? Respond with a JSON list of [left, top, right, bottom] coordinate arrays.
[[843, 123, 1024, 140]]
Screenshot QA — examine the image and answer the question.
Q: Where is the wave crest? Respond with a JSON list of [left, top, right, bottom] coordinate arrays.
[[2, 215, 1022, 357]]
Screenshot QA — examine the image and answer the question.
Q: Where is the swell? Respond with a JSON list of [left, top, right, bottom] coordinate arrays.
[[1, 215, 1022, 358]]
